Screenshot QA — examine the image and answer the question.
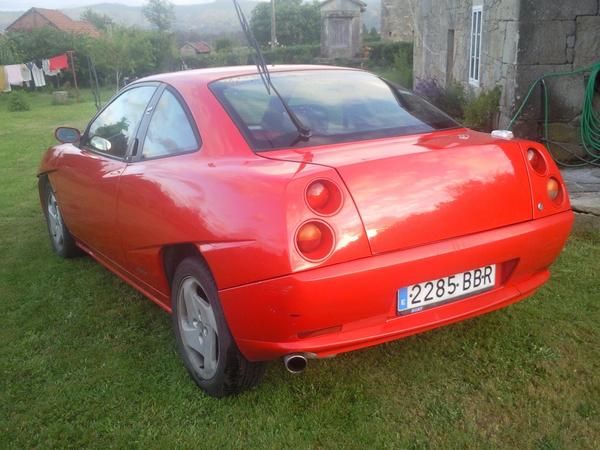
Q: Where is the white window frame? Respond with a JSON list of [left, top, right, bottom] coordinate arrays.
[[468, 5, 483, 86]]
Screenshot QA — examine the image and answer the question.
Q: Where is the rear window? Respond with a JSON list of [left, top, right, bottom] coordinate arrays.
[[210, 70, 459, 151]]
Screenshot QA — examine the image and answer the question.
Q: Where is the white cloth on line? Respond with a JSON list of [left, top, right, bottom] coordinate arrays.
[[5, 64, 24, 86], [20, 64, 32, 83], [28, 63, 46, 87]]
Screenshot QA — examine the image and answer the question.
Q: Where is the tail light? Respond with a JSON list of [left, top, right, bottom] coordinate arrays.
[[547, 177, 562, 202], [527, 148, 547, 175], [295, 221, 335, 261], [305, 179, 342, 215], [521, 143, 569, 217]]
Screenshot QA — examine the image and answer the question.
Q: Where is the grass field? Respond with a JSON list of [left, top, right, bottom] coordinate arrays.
[[1, 90, 599, 449]]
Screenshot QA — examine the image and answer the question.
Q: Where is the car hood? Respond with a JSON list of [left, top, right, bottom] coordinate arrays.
[[261, 129, 533, 255]]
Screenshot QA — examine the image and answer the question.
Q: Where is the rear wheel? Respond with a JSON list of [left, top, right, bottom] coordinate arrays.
[[43, 180, 81, 258], [171, 257, 266, 397]]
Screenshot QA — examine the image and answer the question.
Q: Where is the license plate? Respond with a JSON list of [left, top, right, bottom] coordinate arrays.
[[397, 265, 496, 314]]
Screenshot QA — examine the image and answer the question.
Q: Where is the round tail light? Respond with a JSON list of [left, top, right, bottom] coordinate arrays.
[[547, 177, 561, 202], [527, 148, 547, 175], [296, 221, 335, 261], [306, 179, 342, 215]]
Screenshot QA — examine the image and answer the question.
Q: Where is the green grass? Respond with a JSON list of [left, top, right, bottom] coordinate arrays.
[[1, 90, 599, 449]]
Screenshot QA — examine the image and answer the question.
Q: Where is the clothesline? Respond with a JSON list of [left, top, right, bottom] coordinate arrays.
[[1, 53, 70, 93]]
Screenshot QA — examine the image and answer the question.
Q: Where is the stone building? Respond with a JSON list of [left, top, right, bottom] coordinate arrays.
[[388, 0, 600, 146], [320, 0, 367, 59], [381, 0, 415, 42]]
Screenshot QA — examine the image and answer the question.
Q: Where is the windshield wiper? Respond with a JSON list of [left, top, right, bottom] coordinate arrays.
[[232, 0, 311, 141]]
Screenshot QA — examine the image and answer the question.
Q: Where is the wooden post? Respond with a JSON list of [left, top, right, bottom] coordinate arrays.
[[67, 50, 79, 101]]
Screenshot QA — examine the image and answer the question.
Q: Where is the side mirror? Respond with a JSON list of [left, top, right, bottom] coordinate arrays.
[[90, 135, 112, 152], [55, 127, 81, 144]]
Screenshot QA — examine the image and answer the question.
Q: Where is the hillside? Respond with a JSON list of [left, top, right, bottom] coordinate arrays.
[[0, 0, 381, 35]]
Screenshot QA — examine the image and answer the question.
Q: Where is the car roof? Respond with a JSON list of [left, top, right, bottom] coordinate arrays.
[[138, 65, 363, 87]]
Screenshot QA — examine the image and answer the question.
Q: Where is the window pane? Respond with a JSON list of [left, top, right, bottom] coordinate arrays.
[[88, 86, 155, 158], [142, 90, 198, 159], [211, 71, 459, 151]]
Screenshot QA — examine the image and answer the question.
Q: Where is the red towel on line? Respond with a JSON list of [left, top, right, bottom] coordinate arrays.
[[49, 54, 69, 71]]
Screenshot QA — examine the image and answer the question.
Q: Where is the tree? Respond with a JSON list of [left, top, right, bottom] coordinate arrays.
[[143, 0, 175, 33], [214, 38, 233, 52], [90, 26, 155, 89], [0, 33, 19, 65], [81, 8, 114, 31], [250, 0, 320, 47]]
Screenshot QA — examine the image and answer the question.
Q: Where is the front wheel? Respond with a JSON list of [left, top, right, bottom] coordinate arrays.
[[42, 180, 81, 258], [171, 257, 266, 397]]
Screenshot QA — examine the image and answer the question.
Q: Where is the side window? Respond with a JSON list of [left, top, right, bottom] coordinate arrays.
[[141, 90, 199, 159], [86, 86, 156, 158]]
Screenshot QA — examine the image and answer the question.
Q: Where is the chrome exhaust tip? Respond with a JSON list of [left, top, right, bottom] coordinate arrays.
[[283, 353, 308, 373]]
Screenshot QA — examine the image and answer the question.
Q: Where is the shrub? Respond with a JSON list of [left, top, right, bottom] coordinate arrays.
[[183, 44, 321, 69], [414, 79, 466, 120], [367, 41, 412, 67], [7, 91, 30, 112], [392, 44, 413, 88], [464, 86, 501, 131]]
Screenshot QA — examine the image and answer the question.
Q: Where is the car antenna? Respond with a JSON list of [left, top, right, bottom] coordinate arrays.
[[232, 0, 311, 141]]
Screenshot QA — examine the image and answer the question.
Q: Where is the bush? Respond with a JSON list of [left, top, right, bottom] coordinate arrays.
[[7, 91, 30, 112], [414, 79, 466, 119], [463, 86, 501, 131], [183, 44, 321, 69], [413, 79, 501, 131], [392, 44, 413, 88], [367, 41, 412, 67]]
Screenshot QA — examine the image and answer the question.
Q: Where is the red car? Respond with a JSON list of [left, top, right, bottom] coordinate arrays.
[[38, 66, 573, 397]]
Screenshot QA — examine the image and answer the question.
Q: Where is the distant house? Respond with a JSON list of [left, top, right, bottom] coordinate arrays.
[[5, 7, 100, 38], [180, 41, 212, 57], [383, 0, 600, 152]]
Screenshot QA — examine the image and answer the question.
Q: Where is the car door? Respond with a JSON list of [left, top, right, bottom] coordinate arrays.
[[51, 83, 158, 266], [117, 85, 202, 296]]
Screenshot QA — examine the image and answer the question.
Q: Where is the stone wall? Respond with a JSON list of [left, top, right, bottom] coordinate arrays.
[[381, 0, 415, 42], [412, 0, 521, 127], [513, 0, 600, 152], [393, 0, 600, 152]]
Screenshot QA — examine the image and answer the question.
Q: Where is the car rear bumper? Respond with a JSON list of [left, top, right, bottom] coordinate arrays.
[[219, 211, 573, 361]]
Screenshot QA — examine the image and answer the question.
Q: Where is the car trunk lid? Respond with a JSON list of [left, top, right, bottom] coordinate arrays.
[[262, 129, 533, 254]]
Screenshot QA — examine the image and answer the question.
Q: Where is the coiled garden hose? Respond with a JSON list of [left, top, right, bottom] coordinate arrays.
[[507, 61, 600, 167]]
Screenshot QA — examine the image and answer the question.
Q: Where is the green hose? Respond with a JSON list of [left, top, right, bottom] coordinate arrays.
[[507, 61, 600, 166]]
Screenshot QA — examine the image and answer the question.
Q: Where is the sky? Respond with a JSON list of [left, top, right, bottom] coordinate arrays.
[[0, 0, 214, 11]]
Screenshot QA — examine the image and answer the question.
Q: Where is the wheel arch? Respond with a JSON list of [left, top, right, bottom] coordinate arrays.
[[161, 243, 212, 294], [38, 173, 49, 215]]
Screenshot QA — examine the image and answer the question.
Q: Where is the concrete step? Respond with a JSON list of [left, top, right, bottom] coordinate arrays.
[[561, 167, 600, 232]]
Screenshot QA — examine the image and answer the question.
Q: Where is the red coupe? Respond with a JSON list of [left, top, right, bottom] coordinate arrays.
[[38, 66, 573, 397]]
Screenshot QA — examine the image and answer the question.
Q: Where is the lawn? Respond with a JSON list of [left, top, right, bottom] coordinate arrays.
[[1, 90, 598, 449]]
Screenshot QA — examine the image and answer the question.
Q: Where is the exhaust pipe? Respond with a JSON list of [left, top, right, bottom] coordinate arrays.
[[283, 353, 308, 373]]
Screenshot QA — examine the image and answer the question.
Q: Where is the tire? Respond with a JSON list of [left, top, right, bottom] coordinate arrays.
[[171, 257, 266, 397], [42, 179, 81, 258]]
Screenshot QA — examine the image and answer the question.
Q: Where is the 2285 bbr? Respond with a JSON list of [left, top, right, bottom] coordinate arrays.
[[398, 265, 496, 312]]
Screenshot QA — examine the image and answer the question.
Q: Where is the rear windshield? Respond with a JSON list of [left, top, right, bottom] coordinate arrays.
[[209, 70, 459, 151]]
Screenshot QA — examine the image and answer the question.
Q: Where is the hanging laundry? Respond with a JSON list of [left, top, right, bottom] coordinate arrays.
[[20, 64, 32, 87], [27, 62, 46, 88], [0, 66, 11, 92], [42, 59, 59, 76], [4, 64, 24, 86], [49, 54, 69, 72]]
